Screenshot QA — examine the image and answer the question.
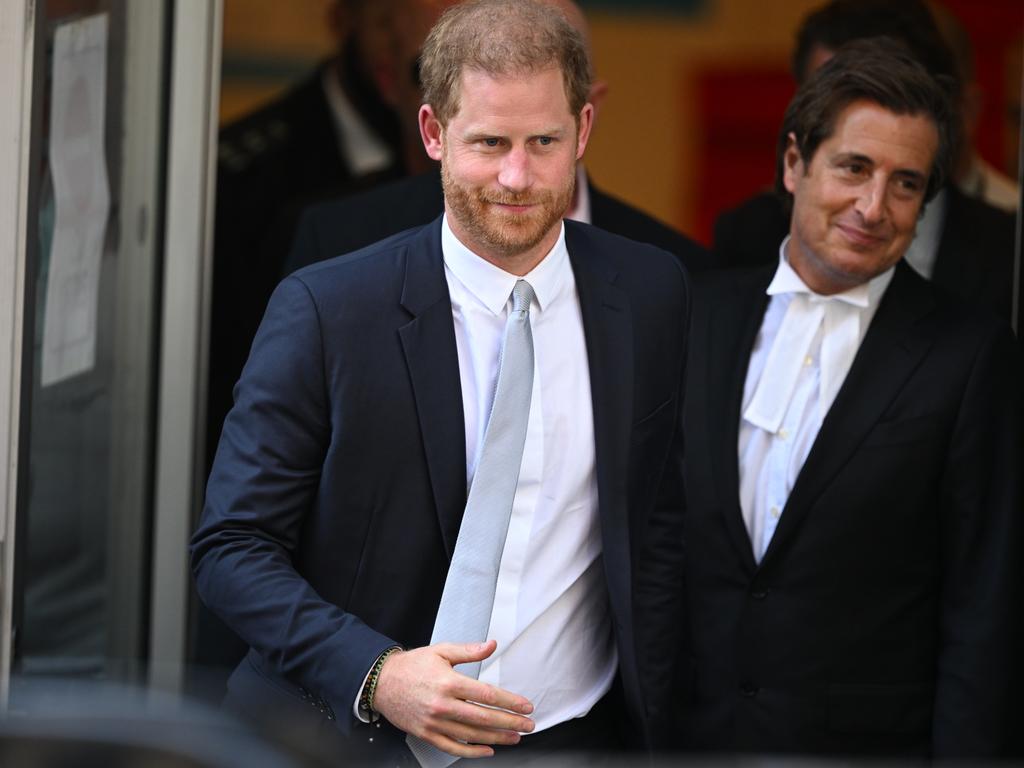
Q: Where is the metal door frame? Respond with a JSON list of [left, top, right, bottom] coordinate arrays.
[[149, 0, 222, 695], [0, 0, 36, 706]]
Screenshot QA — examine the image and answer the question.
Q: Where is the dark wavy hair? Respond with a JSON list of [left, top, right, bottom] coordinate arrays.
[[775, 37, 955, 208]]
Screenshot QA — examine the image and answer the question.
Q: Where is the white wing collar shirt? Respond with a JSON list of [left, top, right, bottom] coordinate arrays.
[[739, 237, 894, 562], [440, 215, 616, 732]]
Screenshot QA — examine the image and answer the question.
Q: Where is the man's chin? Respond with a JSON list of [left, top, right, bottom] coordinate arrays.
[[479, 215, 550, 250], [481, 232, 549, 259]]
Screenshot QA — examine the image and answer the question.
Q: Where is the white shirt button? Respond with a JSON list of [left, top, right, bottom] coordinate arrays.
[[770, 506, 781, 519], [777, 428, 788, 440], [804, 355, 813, 367]]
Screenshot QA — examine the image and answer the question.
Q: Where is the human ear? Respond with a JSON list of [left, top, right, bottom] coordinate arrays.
[[782, 132, 803, 194], [419, 105, 444, 161], [575, 103, 594, 159]]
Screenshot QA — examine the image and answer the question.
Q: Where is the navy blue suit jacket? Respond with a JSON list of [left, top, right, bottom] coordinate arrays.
[[191, 218, 690, 759]]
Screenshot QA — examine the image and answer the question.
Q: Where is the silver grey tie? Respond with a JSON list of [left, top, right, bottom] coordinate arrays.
[[407, 279, 536, 767]]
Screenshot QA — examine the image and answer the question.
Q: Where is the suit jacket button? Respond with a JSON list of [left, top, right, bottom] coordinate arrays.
[[739, 683, 759, 697], [751, 589, 769, 600]]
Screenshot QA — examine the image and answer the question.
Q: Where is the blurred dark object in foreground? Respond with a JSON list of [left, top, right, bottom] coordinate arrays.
[[0, 677, 340, 768], [2, 676, 1020, 767]]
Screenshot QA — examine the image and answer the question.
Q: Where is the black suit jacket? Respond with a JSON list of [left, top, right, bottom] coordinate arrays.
[[192, 218, 690, 761], [284, 167, 711, 276], [711, 187, 1017, 322], [679, 262, 1020, 758]]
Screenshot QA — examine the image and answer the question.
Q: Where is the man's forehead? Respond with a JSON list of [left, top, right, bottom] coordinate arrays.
[[817, 99, 938, 161], [448, 66, 573, 117]]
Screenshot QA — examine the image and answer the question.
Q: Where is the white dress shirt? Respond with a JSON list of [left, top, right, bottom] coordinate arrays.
[[739, 238, 894, 562], [321, 68, 394, 176], [441, 215, 615, 732]]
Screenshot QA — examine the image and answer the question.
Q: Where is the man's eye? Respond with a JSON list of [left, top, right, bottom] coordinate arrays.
[[893, 177, 923, 197], [844, 163, 865, 175], [536, 136, 553, 146], [482, 138, 500, 147]]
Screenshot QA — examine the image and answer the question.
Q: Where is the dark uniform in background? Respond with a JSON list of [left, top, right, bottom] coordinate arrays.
[[209, 58, 405, 471]]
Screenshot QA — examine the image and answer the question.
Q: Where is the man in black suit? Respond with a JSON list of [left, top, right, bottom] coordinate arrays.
[[284, 0, 710, 277], [193, 1, 688, 763], [679, 39, 1020, 759], [712, 0, 1017, 323]]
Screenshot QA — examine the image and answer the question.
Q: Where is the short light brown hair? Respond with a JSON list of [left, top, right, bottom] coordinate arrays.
[[420, 0, 592, 126]]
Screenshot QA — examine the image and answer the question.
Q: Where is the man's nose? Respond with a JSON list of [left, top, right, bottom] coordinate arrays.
[[855, 176, 887, 225], [497, 147, 532, 192]]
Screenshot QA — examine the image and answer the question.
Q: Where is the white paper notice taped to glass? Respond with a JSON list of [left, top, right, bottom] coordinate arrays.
[[41, 14, 110, 387]]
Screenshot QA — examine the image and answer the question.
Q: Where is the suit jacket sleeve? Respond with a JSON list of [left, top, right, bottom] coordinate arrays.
[[933, 325, 1021, 757], [632, 260, 691, 748], [191, 275, 397, 734]]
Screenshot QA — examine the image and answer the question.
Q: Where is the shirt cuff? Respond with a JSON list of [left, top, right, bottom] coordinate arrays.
[[353, 645, 402, 723]]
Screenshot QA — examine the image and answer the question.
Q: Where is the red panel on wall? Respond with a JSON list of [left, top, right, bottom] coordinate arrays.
[[939, 0, 1022, 172], [692, 66, 793, 246]]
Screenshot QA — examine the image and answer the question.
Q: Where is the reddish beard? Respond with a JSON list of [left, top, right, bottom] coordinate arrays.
[[441, 161, 575, 260]]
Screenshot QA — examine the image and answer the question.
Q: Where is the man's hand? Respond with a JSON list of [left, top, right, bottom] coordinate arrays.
[[372, 640, 535, 759]]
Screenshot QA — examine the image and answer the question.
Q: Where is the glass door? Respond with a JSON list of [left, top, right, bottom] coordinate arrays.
[[4, 0, 182, 702]]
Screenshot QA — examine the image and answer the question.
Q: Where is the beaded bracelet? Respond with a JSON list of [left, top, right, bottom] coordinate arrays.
[[360, 646, 402, 720]]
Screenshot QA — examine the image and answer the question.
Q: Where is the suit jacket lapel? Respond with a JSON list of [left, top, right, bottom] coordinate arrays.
[[759, 262, 936, 569], [398, 218, 467, 559], [706, 268, 772, 575], [565, 224, 634, 603]]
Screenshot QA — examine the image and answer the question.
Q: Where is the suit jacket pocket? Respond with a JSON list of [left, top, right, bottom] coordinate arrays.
[[828, 682, 932, 734], [861, 412, 944, 448]]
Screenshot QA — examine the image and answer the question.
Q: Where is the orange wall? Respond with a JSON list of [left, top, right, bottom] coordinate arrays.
[[220, 0, 1022, 242]]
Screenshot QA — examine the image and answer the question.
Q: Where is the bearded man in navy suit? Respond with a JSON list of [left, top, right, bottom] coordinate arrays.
[[192, 1, 689, 764]]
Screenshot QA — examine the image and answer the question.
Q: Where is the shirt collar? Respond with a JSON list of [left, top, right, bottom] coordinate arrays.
[[441, 214, 569, 316], [768, 235, 894, 309], [321, 68, 394, 176]]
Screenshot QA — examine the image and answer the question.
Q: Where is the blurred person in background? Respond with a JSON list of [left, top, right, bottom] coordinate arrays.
[[679, 38, 1020, 760], [930, 1, 1020, 213], [712, 0, 1016, 325], [208, 0, 452, 472]]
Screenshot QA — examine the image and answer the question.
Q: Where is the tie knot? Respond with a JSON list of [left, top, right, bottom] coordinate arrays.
[[511, 280, 535, 314]]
